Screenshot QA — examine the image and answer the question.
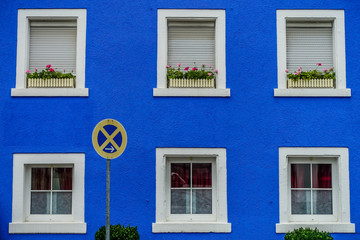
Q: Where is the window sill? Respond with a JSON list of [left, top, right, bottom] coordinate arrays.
[[276, 222, 355, 233], [153, 88, 230, 97], [9, 222, 87, 234], [152, 222, 231, 233], [274, 88, 351, 97], [11, 88, 89, 97]]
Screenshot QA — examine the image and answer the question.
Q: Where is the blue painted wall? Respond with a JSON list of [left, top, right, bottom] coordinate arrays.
[[1, 0, 360, 239]]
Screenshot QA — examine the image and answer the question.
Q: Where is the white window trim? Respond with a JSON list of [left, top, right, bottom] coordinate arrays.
[[274, 10, 350, 97], [12, 9, 88, 97], [154, 9, 230, 97], [9, 153, 86, 234], [153, 148, 231, 233], [276, 147, 355, 233]]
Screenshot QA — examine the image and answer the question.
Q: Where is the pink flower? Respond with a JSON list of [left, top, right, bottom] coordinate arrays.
[[209, 65, 212, 68], [184, 66, 190, 71], [324, 69, 328, 72], [46, 64, 51, 68], [294, 72, 299, 75], [285, 69, 289, 73], [192, 67, 197, 71], [317, 63, 322, 66], [72, 69, 74, 72], [166, 65, 170, 68], [49, 68, 54, 72], [208, 73, 212, 76], [202, 64, 206, 67], [35, 67, 38, 71], [25, 70, 31, 74], [177, 63, 181, 67], [297, 67, 302, 71], [214, 69, 218, 73], [296, 70, 301, 74]]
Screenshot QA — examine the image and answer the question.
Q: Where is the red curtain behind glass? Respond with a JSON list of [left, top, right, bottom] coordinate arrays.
[[291, 164, 331, 188], [171, 163, 211, 188], [192, 163, 212, 187], [312, 164, 331, 188]]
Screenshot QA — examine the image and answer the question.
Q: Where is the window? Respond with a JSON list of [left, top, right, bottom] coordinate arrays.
[[170, 160, 214, 219], [153, 148, 231, 233], [276, 148, 355, 233], [12, 9, 88, 97], [274, 10, 350, 97], [9, 153, 86, 234], [291, 163, 333, 216], [30, 167, 73, 217], [154, 9, 230, 97]]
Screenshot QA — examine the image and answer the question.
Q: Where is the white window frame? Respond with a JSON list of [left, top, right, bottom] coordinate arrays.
[[276, 147, 355, 233], [9, 153, 86, 234], [12, 9, 88, 97], [274, 10, 351, 97], [153, 148, 231, 233], [154, 9, 230, 97]]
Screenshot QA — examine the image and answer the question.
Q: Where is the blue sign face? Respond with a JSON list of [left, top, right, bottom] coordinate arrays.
[[97, 125, 123, 153], [92, 119, 127, 159]]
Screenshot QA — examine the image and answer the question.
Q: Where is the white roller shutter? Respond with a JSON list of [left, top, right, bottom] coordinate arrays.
[[29, 20, 77, 74], [286, 21, 333, 72], [168, 21, 215, 68]]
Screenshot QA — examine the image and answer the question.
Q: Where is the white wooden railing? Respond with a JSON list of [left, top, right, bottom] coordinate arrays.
[[169, 78, 215, 88], [27, 78, 75, 88], [287, 79, 334, 88]]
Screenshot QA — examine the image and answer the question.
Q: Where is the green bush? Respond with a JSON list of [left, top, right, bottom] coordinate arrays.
[[285, 228, 333, 240], [95, 224, 140, 240]]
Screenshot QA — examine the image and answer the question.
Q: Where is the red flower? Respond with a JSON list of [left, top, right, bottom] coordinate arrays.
[[49, 68, 54, 72], [46, 64, 52, 68], [317, 63, 322, 66], [192, 67, 197, 71], [184, 66, 190, 71]]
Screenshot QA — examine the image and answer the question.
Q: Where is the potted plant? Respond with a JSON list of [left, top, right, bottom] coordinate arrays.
[[95, 224, 140, 240], [284, 227, 333, 240], [26, 64, 76, 88], [286, 63, 335, 88], [166, 63, 217, 88]]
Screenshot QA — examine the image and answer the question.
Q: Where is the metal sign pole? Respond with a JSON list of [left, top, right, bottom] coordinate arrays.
[[106, 158, 111, 240]]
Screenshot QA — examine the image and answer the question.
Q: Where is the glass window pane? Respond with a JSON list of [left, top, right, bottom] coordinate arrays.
[[192, 163, 212, 188], [192, 189, 212, 214], [31, 192, 50, 214], [31, 168, 51, 190], [171, 163, 190, 188], [313, 190, 332, 214], [291, 164, 311, 188], [171, 189, 190, 214], [53, 168, 73, 190], [291, 190, 311, 214], [52, 192, 72, 214], [312, 164, 332, 188]]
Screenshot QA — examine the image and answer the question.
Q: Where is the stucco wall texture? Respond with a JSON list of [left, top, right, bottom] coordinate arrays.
[[1, 0, 360, 239]]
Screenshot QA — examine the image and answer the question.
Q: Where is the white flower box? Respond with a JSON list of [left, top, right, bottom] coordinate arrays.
[[287, 79, 334, 88], [27, 78, 75, 88], [169, 78, 215, 88]]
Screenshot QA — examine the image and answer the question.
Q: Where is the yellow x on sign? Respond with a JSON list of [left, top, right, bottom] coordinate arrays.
[[92, 119, 127, 159]]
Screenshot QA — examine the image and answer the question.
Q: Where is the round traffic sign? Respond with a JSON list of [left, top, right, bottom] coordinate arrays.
[[92, 119, 127, 159]]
